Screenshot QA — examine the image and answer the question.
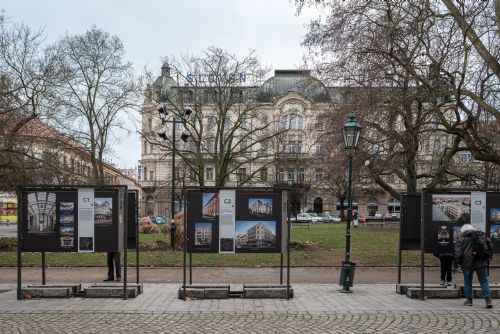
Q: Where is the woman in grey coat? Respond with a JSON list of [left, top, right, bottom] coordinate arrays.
[[454, 224, 493, 308]]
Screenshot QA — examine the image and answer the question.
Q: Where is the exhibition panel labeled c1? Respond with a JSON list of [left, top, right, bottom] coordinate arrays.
[[186, 188, 288, 253], [19, 186, 127, 253]]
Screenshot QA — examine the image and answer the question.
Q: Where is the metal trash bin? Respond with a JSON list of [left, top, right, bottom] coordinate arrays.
[[339, 261, 356, 287]]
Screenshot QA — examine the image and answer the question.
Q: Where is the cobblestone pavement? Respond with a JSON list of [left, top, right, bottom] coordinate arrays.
[[0, 284, 498, 333]]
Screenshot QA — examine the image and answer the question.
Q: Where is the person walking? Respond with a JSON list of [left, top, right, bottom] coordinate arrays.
[[104, 252, 121, 282], [455, 224, 493, 308]]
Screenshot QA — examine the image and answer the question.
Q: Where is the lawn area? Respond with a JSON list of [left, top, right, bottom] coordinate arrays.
[[0, 224, 461, 267]]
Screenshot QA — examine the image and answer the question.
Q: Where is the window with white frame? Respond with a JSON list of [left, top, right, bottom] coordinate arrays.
[[287, 168, 295, 183], [315, 168, 323, 182], [260, 167, 268, 182], [298, 168, 305, 183], [206, 167, 214, 181], [240, 139, 248, 152], [206, 139, 215, 153], [460, 151, 473, 163], [315, 141, 323, 154], [206, 116, 215, 129], [277, 167, 284, 182], [238, 167, 247, 182]]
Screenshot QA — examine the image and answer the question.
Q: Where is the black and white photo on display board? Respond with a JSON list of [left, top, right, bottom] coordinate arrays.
[[60, 237, 74, 247], [27, 192, 57, 234], [79, 236, 93, 251], [248, 198, 273, 217], [432, 194, 470, 223], [59, 202, 74, 224], [94, 197, 112, 226], [202, 193, 219, 218], [235, 221, 276, 250]]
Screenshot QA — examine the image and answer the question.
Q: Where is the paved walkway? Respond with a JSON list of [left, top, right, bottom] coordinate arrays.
[[0, 283, 498, 333]]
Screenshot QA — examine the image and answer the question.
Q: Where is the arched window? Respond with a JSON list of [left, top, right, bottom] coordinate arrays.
[[297, 115, 303, 129], [313, 197, 323, 213]]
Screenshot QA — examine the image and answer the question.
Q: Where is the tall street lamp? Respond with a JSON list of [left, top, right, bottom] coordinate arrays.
[[157, 106, 193, 251], [340, 114, 362, 292]]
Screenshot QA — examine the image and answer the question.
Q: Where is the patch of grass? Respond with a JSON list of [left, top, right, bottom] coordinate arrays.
[[1, 224, 493, 267]]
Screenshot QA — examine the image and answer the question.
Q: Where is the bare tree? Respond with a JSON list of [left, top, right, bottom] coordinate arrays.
[[296, 0, 500, 198], [52, 26, 139, 184], [143, 47, 286, 187], [0, 13, 64, 189]]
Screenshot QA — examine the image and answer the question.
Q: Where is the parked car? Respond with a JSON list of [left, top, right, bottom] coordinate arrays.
[[308, 213, 324, 223], [383, 212, 400, 221], [291, 213, 323, 223], [317, 213, 333, 223], [318, 213, 340, 223], [149, 216, 166, 224]]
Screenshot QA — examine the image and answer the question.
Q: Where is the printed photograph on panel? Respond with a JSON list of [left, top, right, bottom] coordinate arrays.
[[59, 202, 74, 225], [60, 237, 74, 247], [453, 225, 462, 243], [27, 192, 57, 234], [220, 238, 234, 252], [0, 197, 17, 238], [437, 225, 450, 245], [432, 194, 470, 223], [491, 208, 500, 222], [79, 237, 93, 251], [235, 221, 276, 249], [202, 193, 219, 218], [248, 198, 273, 217], [60, 225, 74, 237], [94, 198, 112, 226], [490, 223, 500, 239], [194, 222, 212, 246]]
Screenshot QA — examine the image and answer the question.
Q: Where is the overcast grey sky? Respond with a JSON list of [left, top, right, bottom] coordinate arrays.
[[1, 0, 317, 169]]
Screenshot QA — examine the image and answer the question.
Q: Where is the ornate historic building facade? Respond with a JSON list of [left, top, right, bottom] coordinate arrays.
[[140, 65, 497, 219]]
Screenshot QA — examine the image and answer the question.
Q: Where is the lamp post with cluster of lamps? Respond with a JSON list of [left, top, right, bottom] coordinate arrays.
[[156, 106, 193, 251], [340, 114, 362, 292]]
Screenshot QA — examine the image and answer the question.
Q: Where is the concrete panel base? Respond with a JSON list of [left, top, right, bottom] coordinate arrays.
[[396, 284, 447, 295], [178, 285, 230, 299], [406, 288, 460, 299], [91, 283, 143, 294], [84, 287, 138, 298], [21, 287, 73, 298]]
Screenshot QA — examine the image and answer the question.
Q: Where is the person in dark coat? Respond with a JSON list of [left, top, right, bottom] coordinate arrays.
[[435, 249, 455, 286], [104, 252, 121, 282], [455, 224, 492, 308]]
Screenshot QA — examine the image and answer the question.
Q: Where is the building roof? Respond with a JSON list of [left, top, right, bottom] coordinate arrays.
[[257, 70, 331, 103]]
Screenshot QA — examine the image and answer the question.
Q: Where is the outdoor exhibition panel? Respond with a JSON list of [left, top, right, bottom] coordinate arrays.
[[422, 189, 500, 254], [16, 185, 139, 300], [186, 188, 288, 254], [182, 187, 291, 300], [19, 186, 126, 252], [398, 189, 500, 298]]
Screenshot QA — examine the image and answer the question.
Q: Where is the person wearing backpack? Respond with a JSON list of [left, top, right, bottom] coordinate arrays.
[[454, 224, 493, 308]]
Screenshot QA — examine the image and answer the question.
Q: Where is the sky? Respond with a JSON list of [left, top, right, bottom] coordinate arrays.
[[1, 0, 318, 169]]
